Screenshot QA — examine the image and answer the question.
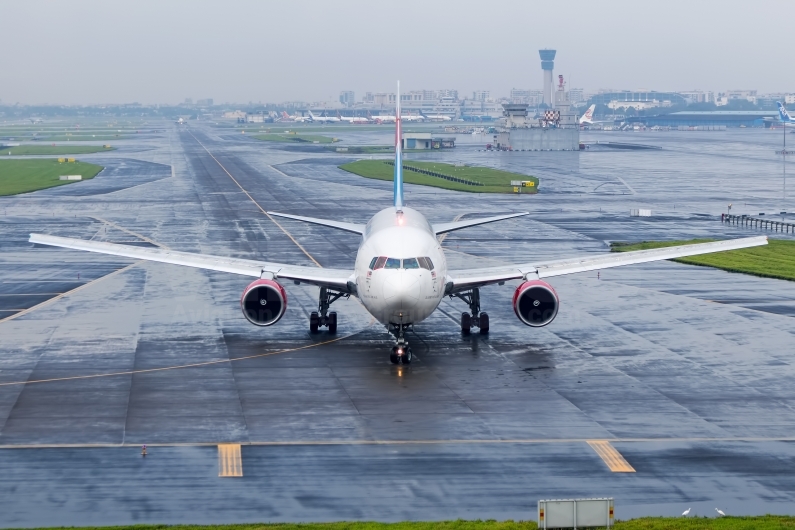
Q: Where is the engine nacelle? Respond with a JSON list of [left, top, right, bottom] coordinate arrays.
[[240, 279, 287, 326], [513, 280, 559, 327]]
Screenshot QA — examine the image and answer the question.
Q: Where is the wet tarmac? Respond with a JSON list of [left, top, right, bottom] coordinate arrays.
[[0, 124, 794, 526]]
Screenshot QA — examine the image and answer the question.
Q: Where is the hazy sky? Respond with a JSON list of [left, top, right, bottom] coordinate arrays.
[[2, 0, 793, 105]]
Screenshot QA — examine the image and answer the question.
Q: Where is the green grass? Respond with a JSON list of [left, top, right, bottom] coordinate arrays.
[[338, 159, 538, 194], [7, 516, 795, 530], [0, 145, 114, 156], [0, 159, 104, 196], [252, 133, 339, 144], [611, 238, 795, 282]]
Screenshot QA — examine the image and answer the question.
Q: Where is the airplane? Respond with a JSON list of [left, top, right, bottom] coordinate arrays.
[[29, 82, 768, 365], [29, 118, 44, 124], [369, 111, 397, 124], [308, 110, 340, 124], [337, 112, 370, 124], [777, 102, 795, 125], [420, 110, 452, 122], [401, 112, 424, 122], [579, 105, 596, 125], [277, 111, 310, 123]]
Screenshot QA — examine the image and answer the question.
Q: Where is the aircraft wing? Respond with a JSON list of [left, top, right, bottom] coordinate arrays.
[[29, 234, 354, 292], [267, 212, 365, 235], [433, 212, 529, 235], [446, 236, 767, 293]]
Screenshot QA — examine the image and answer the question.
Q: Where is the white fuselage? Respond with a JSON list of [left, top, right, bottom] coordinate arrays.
[[354, 206, 446, 327]]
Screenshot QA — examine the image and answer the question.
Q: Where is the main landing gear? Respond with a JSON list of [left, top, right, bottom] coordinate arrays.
[[452, 287, 489, 335], [310, 286, 347, 334], [388, 323, 413, 365]]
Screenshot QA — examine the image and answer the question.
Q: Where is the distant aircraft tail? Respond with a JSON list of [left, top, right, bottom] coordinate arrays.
[[394, 81, 404, 210], [778, 102, 792, 122], [579, 104, 595, 124], [282, 111, 290, 119]]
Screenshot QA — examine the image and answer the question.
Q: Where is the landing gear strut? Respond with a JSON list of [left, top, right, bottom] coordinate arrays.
[[309, 286, 347, 334], [451, 287, 489, 335], [388, 323, 413, 365]]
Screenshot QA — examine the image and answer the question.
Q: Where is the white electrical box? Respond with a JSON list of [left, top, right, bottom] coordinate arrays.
[[538, 498, 614, 529]]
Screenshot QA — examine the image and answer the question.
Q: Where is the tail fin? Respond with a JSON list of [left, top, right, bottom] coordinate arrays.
[[580, 104, 595, 124], [778, 102, 791, 122], [394, 81, 404, 210], [282, 111, 289, 119]]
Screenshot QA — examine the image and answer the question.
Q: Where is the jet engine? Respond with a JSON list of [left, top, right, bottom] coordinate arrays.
[[240, 279, 287, 326], [513, 280, 559, 327]]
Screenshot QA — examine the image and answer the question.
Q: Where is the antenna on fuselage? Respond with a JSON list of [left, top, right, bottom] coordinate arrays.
[[393, 80, 404, 212]]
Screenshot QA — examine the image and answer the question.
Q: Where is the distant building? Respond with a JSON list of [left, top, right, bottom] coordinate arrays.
[[196, 98, 213, 106], [725, 89, 757, 103], [339, 90, 355, 107], [184, 98, 193, 105], [223, 110, 246, 119], [568, 88, 584, 104], [472, 90, 490, 102], [590, 91, 687, 109], [787, 94, 795, 105], [678, 91, 713, 104], [438, 89, 459, 100]]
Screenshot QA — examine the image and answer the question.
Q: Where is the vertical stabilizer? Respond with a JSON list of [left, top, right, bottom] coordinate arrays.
[[394, 81, 404, 210]]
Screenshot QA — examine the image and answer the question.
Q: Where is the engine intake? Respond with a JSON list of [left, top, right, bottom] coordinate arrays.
[[513, 280, 559, 327], [241, 279, 287, 326]]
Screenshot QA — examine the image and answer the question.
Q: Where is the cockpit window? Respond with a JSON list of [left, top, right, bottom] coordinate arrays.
[[373, 256, 387, 269], [368, 257, 378, 270], [420, 257, 434, 270], [384, 258, 401, 269], [403, 258, 420, 269]]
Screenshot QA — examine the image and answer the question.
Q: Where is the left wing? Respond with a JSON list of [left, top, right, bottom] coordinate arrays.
[[29, 234, 354, 292], [433, 212, 529, 235], [446, 236, 768, 293], [267, 212, 365, 235]]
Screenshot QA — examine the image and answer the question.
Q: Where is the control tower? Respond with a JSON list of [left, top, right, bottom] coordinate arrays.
[[539, 49, 556, 107]]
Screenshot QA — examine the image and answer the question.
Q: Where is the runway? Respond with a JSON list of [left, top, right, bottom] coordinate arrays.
[[1, 123, 795, 526]]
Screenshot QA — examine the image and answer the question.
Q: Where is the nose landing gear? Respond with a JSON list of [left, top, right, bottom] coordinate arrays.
[[388, 323, 413, 364], [309, 286, 346, 334], [452, 287, 489, 335]]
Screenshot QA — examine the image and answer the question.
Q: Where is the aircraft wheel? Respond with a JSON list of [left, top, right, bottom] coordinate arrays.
[[461, 312, 471, 335], [390, 348, 399, 364], [328, 312, 337, 334], [479, 312, 489, 334], [310, 312, 319, 333], [402, 347, 412, 364]]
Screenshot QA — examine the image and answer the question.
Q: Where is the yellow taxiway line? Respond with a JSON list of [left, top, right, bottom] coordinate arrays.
[[587, 440, 636, 472], [218, 444, 243, 477]]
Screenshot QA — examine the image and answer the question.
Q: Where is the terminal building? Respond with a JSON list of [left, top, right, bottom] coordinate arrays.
[[627, 110, 778, 128]]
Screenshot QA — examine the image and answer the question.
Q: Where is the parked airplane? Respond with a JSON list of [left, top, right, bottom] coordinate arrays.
[[369, 111, 397, 124], [337, 112, 370, 124], [420, 110, 452, 122], [30, 83, 768, 364], [308, 110, 340, 123], [777, 102, 795, 124], [579, 105, 596, 125], [28, 117, 44, 124], [277, 111, 310, 123]]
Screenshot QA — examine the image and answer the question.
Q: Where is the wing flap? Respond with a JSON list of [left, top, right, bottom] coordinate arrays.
[[29, 234, 353, 291]]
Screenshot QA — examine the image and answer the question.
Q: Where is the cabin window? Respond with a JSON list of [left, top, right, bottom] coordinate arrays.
[[384, 258, 401, 269], [373, 256, 387, 269], [369, 257, 378, 270], [403, 258, 420, 269]]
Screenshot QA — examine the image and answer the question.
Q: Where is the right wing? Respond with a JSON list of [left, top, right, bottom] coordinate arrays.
[[29, 234, 354, 292], [267, 212, 365, 235], [447, 236, 768, 293], [432, 212, 529, 235]]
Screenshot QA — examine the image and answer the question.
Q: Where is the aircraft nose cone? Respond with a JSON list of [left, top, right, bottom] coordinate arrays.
[[383, 271, 420, 308]]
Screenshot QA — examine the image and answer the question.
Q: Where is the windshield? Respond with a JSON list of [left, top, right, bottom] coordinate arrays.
[[403, 258, 419, 269], [384, 258, 401, 269]]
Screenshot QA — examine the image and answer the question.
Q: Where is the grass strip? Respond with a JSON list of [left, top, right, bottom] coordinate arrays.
[[338, 160, 538, 194], [252, 133, 339, 144], [611, 238, 795, 282], [1, 145, 114, 156], [0, 159, 104, 196], [6, 516, 795, 530]]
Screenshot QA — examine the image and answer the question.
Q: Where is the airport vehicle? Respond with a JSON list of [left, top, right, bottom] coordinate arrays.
[[29, 84, 768, 364], [420, 110, 452, 122], [337, 112, 370, 124], [308, 110, 341, 124]]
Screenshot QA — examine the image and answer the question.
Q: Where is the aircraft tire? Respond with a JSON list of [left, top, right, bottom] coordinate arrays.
[[479, 312, 489, 334], [461, 312, 471, 335], [310, 312, 319, 333], [328, 312, 337, 334]]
